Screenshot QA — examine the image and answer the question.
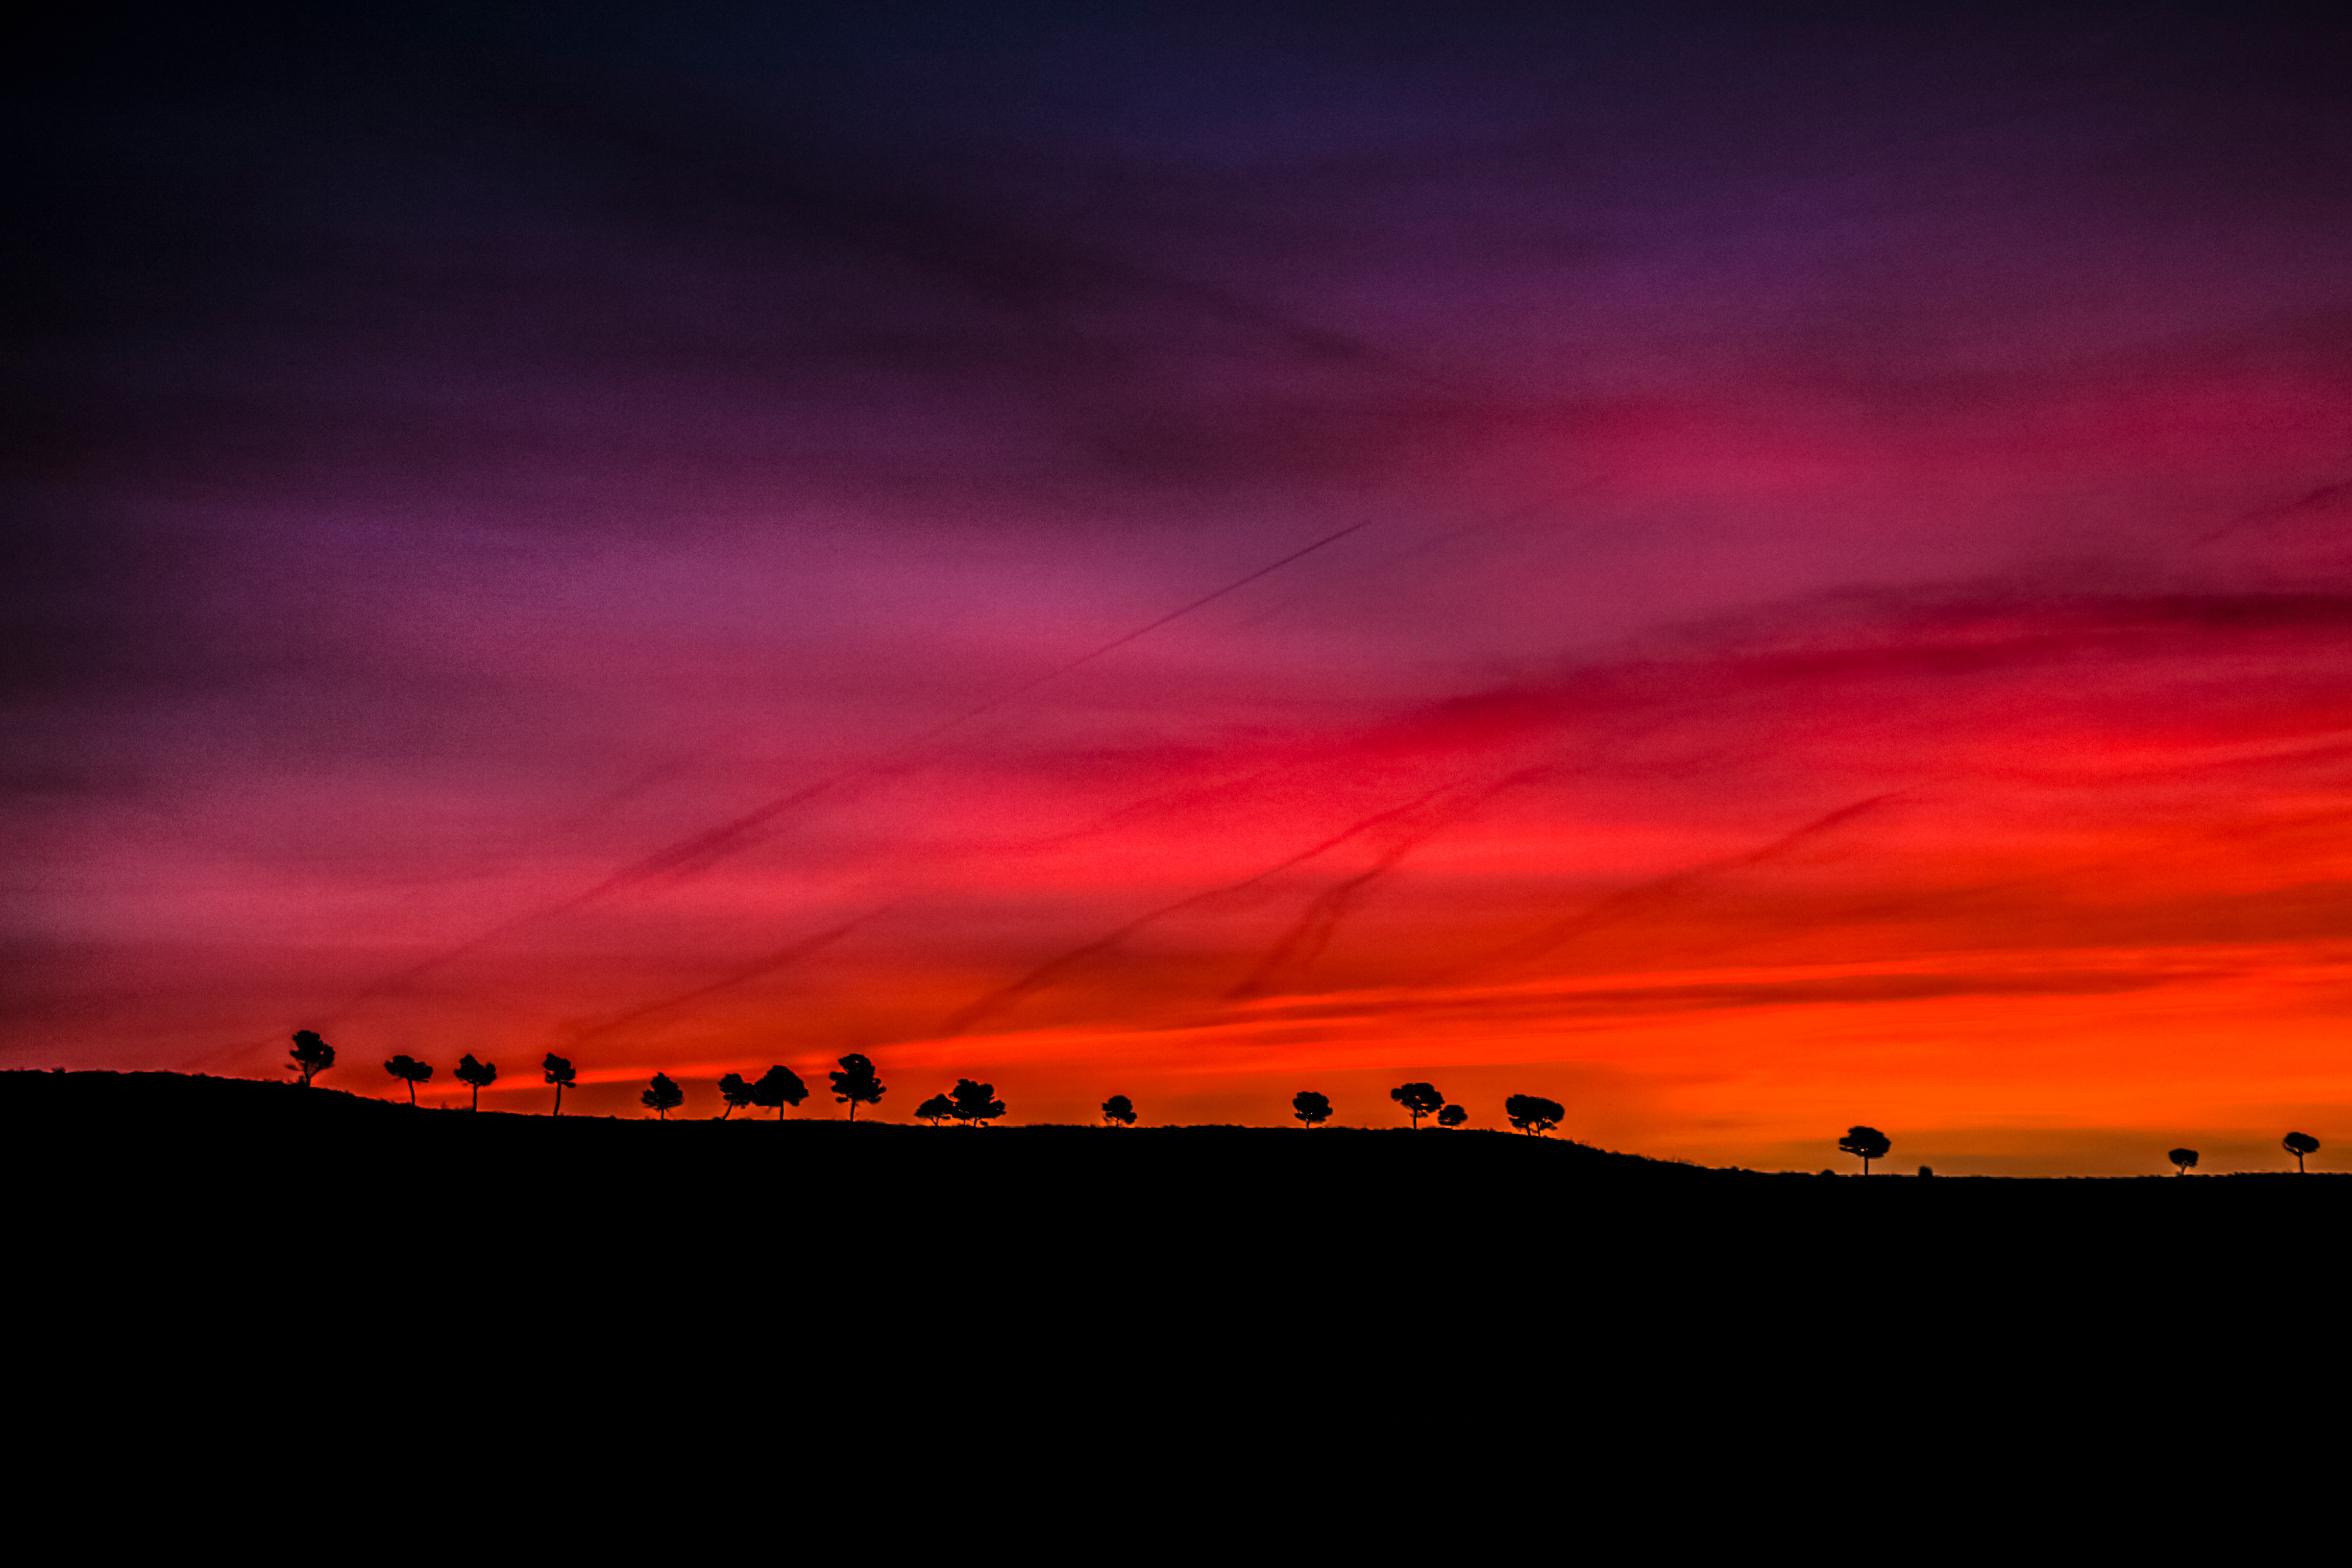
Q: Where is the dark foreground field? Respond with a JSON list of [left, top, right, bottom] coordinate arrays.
[[10, 1070, 2337, 1413], [11, 1070, 2335, 1275]]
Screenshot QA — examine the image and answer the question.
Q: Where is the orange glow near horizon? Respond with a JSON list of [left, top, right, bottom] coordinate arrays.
[[18, 12, 2352, 1177]]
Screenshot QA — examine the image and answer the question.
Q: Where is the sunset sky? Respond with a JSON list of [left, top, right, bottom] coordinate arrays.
[[11, 3, 2352, 1171]]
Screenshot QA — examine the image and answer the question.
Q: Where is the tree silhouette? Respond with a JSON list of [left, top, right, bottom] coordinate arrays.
[[1839, 1125, 1892, 1175], [1389, 1082, 1444, 1129], [288, 1030, 335, 1087], [2169, 1147, 2199, 1176], [642, 1072, 684, 1119], [2283, 1131, 2320, 1173], [1102, 1094, 1137, 1127], [1437, 1104, 1467, 1129], [716, 1072, 759, 1119], [1292, 1090, 1332, 1128], [384, 1055, 433, 1105], [454, 1054, 497, 1111], [830, 1054, 885, 1121], [544, 1053, 576, 1115], [948, 1079, 1006, 1127], [916, 1093, 954, 1126], [751, 1065, 807, 1119], [1503, 1094, 1563, 1136]]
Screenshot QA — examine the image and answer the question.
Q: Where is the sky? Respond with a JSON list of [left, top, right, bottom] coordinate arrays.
[[9, 2, 2352, 1171]]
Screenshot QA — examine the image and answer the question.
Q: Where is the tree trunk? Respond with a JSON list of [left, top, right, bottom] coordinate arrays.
[[553, 1083, 562, 1116], [405, 1080, 416, 1105]]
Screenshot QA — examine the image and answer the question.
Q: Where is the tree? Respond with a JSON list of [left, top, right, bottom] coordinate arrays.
[[716, 1072, 756, 1120], [751, 1065, 808, 1118], [916, 1093, 954, 1126], [948, 1079, 1006, 1127], [1102, 1094, 1137, 1128], [642, 1072, 684, 1119], [1292, 1090, 1332, 1128], [384, 1055, 433, 1105], [454, 1054, 497, 1111], [1839, 1125, 1892, 1175], [830, 1054, 885, 1121], [1390, 1082, 1444, 1129], [2169, 1147, 2199, 1176], [544, 1053, 576, 1116], [1437, 1104, 1467, 1129], [1504, 1094, 1563, 1136], [2283, 1131, 2320, 1173], [288, 1030, 335, 1087]]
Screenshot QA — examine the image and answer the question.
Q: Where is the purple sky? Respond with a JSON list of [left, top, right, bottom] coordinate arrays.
[[11, 4, 2352, 1168]]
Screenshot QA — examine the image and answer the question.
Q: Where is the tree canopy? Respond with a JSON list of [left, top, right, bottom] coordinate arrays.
[[1292, 1090, 1332, 1128], [384, 1054, 433, 1104], [1503, 1094, 1563, 1135], [642, 1072, 684, 1119], [948, 1079, 1006, 1126], [830, 1055, 885, 1120], [543, 1053, 576, 1115], [717, 1072, 756, 1119], [751, 1065, 807, 1117], [1437, 1104, 1467, 1129], [1390, 1082, 1444, 1128], [288, 1030, 335, 1087], [1101, 1094, 1137, 1127], [2283, 1131, 2320, 1172], [454, 1053, 497, 1110], [916, 1093, 954, 1125], [1839, 1125, 1892, 1174], [2169, 1147, 2199, 1175]]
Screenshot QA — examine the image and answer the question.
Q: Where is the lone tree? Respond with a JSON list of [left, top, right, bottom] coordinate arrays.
[[544, 1053, 576, 1116], [1101, 1094, 1137, 1127], [716, 1072, 757, 1120], [916, 1093, 954, 1126], [2283, 1131, 2320, 1173], [1390, 1082, 1444, 1129], [830, 1054, 885, 1121], [642, 1072, 684, 1119], [454, 1054, 497, 1111], [288, 1030, 335, 1087], [1292, 1090, 1332, 1128], [1504, 1094, 1564, 1136], [1437, 1104, 1468, 1129], [1839, 1125, 1892, 1175], [751, 1065, 808, 1119], [2169, 1147, 2199, 1176], [948, 1079, 1006, 1127], [384, 1055, 433, 1105]]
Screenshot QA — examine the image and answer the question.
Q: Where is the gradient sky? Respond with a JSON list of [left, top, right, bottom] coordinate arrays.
[[11, 2, 2352, 1171]]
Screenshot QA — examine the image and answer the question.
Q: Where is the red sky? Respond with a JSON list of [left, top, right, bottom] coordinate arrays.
[[11, 5, 2352, 1172]]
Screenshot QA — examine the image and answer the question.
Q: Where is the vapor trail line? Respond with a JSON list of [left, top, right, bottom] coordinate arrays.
[[1472, 790, 1908, 976], [338, 519, 1376, 1008], [560, 911, 886, 1045], [1227, 766, 1553, 1000], [938, 783, 1454, 1038]]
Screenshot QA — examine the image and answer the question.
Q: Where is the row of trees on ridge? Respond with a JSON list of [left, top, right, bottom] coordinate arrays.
[[287, 1033, 2327, 1168]]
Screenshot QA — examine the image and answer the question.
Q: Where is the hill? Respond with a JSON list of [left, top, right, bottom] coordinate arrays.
[[8, 1069, 2336, 1378]]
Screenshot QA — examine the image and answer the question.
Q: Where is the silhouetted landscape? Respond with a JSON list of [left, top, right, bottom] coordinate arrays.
[[13, 1070, 2336, 1281]]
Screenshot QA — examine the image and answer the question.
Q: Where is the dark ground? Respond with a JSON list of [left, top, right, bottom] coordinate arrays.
[[7, 1070, 2333, 1443], [12, 1071, 2333, 1279]]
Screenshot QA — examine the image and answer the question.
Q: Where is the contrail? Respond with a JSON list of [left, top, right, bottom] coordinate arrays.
[[938, 783, 1453, 1037], [1226, 767, 1552, 999], [558, 911, 885, 1046], [340, 519, 1376, 1005], [1472, 790, 1908, 975]]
